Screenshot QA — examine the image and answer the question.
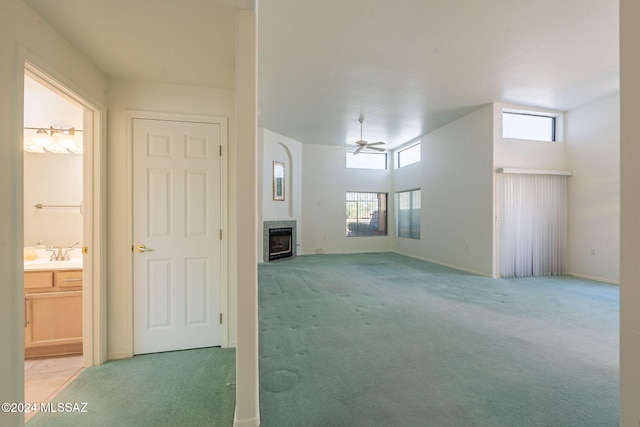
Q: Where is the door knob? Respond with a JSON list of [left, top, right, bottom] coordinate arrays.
[[135, 244, 154, 253]]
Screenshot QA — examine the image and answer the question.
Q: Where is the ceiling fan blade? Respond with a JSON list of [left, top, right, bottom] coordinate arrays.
[[367, 141, 385, 146], [366, 146, 385, 152], [354, 146, 364, 155]]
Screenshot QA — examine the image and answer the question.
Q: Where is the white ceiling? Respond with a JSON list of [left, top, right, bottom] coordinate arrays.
[[25, 0, 619, 149], [24, 0, 239, 89], [258, 0, 619, 148]]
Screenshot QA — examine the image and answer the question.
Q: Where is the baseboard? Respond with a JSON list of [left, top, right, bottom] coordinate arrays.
[[234, 407, 260, 427], [107, 351, 132, 361], [298, 249, 390, 256], [393, 251, 494, 278], [567, 272, 620, 285]]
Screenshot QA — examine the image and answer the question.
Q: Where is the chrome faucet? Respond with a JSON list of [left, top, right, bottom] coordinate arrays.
[[63, 242, 80, 260], [47, 245, 63, 261], [47, 243, 80, 261]]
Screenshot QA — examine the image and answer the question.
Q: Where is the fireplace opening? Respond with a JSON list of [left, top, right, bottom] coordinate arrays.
[[269, 227, 293, 261]]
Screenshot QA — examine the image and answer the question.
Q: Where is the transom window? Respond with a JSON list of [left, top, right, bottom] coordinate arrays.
[[397, 189, 421, 239], [345, 152, 387, 170], [346, 192, 388, 237], [502, 111, 557, 142], [396, 142, 421, 168]]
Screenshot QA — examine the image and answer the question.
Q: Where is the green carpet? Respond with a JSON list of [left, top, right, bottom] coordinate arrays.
[[258, 253, 619, 427], [27, 347, 235, 426]]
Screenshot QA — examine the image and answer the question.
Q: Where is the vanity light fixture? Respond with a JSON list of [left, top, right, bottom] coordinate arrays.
[[24, 126, 83, 154]]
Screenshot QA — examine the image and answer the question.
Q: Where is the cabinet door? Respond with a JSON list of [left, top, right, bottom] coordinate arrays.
[[25, 291, 82, 348]]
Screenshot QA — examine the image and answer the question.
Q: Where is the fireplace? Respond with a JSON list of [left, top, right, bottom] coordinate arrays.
[[263, 220, 297, 262], [269, 227, 293, 261]]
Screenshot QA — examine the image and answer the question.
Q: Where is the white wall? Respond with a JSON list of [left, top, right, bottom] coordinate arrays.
[[301, 143, 393, 255], [24, 76, 84, 247], [0, 1, 107, 425], [393, 105, 494, 276], [234, 8, 260, 426], [106, 79, 236, 359], [621, 1, 640, 424], [565, 94, 620, 283], [23, 152, 83, 246], [493, 102, 566, 170], [494, 100, 620, 283], [258, 128, 302, 261]]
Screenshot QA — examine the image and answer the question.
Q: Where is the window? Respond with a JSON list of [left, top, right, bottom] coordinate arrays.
[[396, 142, 421, 168], [346, 192, 387, 237], [397, 189, 420, 239], [502, 111, 557, 142], [345, 152, 387, 170]]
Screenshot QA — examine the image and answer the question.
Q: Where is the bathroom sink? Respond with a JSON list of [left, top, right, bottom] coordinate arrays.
[[24, 257, 83, 271], [24, 248, 83, 271]]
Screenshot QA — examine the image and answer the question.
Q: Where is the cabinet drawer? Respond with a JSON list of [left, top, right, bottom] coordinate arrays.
[[24, 271, 54, 290], [55, 270, 83, 289]]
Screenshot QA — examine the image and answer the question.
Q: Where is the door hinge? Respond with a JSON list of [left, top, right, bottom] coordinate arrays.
[[219, 145, 222, 156], [219, 313, 223, 324], [219, 229, 222, 240]]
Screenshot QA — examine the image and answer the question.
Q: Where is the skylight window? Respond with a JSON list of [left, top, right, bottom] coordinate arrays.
[[502, 111, 557, 142]]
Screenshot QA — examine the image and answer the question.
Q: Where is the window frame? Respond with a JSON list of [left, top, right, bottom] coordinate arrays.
[[396, 189, 421, 240], [395, 141, 421, 168], [502, 110, 560, 142], [345, 151, 388, 170], [345, 191, 388, 237]]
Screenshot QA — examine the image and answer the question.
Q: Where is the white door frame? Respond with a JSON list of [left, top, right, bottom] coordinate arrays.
[[125, 110, 229, 350], [19, 51, 107, 367]]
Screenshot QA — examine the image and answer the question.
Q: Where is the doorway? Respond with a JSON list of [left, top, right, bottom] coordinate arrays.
[[21, 60, 105, 405], [23, 71, 85, 411]]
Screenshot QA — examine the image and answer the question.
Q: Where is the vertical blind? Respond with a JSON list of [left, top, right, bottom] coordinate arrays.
[[497, 173, 568, 278], [397, 189, 421, 239]]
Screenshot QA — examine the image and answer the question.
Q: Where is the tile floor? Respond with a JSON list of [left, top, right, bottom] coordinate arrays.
[[24, 355, 84, 422]]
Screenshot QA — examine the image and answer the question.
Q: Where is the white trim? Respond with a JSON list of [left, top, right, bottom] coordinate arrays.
[[233, 410, 260, 427], [567, 272, 620, 286], [393, 251, 495, 278], [124, 110, 230, 353], [496, 167, 573, 176], [20, 47, 107, 368], [502, 107, 562, 118], [296, 249, 392, 257]]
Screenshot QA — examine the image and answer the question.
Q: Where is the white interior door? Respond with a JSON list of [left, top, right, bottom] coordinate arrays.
[[133, 118, 222, 354]]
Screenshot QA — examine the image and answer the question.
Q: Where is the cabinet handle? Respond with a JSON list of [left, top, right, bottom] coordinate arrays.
[[62, 278, 82, 282], [24, 297, 29, 327]]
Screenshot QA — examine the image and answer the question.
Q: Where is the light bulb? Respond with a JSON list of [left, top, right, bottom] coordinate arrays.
[[59, 134, 76, 149], [32, 128, 51, 148]]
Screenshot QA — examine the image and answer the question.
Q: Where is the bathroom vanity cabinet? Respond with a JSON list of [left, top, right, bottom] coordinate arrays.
[[24, 269, 82, 358]]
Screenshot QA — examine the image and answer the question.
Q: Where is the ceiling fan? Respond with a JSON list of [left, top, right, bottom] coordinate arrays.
[[349, 115, 386, 155]]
